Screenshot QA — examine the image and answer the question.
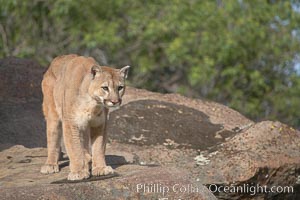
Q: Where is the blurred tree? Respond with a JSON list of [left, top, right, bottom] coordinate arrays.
[[0, 0, 299, 128]]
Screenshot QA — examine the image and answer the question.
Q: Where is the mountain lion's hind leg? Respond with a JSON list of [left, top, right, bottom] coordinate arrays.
[[40, 119, 61, 174], [41, 80, 62, 174]]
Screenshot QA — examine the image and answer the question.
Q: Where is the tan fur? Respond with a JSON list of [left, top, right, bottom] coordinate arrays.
[[40, 54, 130, 180]]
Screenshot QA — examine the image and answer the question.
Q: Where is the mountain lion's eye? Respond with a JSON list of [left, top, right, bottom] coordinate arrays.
[[118, 86, 124, 91], [102, 86, 109, 91]]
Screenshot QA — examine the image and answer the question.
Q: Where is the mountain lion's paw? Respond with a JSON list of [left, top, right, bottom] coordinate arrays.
[[67, 170, 90, 180], [92, 166, 114, 176], [40, 164, 59, 174]]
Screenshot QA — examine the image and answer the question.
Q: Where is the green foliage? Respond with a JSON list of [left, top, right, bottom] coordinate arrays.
[[0, 0, 299, 127]]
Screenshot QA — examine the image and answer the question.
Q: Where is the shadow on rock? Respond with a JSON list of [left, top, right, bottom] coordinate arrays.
[[58, 154, 130, 171], [108, 100, 235, 150]]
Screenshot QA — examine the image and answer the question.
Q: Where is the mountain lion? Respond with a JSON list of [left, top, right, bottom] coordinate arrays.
[[40, 54, 130, 180]]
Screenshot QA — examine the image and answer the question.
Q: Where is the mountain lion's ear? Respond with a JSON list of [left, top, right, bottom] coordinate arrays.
[[120, 65, 130, 79], [91, 65, 102, 78]]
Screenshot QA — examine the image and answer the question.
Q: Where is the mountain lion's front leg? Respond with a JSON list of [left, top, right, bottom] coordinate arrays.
[[91, 126, 114, 176], [63, 121, 90, 180]]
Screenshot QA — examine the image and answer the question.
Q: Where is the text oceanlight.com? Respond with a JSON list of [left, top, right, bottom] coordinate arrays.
[[208, 183, 294, 196], [135, 183, 294, 196]]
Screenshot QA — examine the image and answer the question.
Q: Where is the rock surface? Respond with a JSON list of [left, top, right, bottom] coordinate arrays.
[[0, 57, 45, 150], [0, 145, 216, 200], [0, 57, 299, 199], [108, 99, 236, 150], [195, 121, 300, 199]]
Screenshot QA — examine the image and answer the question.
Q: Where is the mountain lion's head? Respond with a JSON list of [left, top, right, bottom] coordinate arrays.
[[88, 65, 130, 108]]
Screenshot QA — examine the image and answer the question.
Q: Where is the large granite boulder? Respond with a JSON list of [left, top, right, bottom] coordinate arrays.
[[0, 57, 45, 150]]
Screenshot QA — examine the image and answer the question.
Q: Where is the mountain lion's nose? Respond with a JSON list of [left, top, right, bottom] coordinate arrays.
[[111, 99, 120, 105]]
